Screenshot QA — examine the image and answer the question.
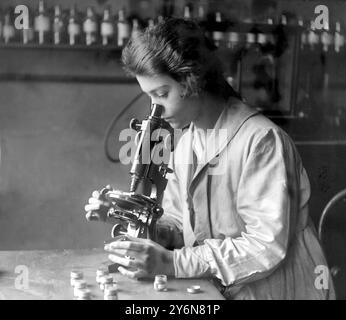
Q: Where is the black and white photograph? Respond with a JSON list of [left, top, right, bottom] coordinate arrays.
[[0, 0, 345, 304]]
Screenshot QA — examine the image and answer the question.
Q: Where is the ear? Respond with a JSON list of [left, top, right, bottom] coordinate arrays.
[[179, 81, 189, 98]]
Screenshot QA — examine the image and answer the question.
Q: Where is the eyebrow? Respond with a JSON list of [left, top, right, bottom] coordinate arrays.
[[146, 85, 170, 94]]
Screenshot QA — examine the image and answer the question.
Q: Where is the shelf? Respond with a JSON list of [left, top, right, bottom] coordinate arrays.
[[0, 73, 136, 83], [0, 42, 124, 52], [226, 22, 304, 34]]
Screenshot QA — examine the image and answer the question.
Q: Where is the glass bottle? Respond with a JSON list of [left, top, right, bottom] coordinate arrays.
[[101, 7, 114, 46], [22, 7, 34, 44], [3, 13, 15, 44], [131, 18, 140, 39], [0, 12, 3, 43], [298, 17, 307, 50], [117, 9, 130, 47], [83, 7, 98, 46], [34, 0, 50, 45], [212, 12, 226, 47], [307, 20, 319, 50], [321, 20, 333, 52], [67, 6, 81, 46], [53, 5, 64, 45], [334, 21, 344, 53], [183, 5, 191, 20], [147, 18, 155, 28]]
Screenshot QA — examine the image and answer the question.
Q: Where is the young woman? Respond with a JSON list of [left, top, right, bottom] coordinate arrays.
[[85, 18, 335, 300]]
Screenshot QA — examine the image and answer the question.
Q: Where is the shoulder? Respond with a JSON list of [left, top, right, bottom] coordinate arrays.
[[230, 104, 296, 157]]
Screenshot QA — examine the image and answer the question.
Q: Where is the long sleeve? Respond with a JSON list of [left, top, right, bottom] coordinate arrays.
[[173, 128, 295, 286]]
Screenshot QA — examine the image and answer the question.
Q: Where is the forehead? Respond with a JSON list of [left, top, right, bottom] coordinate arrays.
[[136, 74, 178, 93]]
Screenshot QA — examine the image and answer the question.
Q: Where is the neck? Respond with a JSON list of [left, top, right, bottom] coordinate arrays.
[[192, 94, 227, 131]]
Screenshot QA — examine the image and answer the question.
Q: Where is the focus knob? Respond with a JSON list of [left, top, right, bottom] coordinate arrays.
[[130, 118, 141, 131]]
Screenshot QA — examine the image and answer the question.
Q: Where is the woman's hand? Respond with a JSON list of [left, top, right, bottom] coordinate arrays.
[[104, 236, 175, 279], [84, 185, 112, 223]]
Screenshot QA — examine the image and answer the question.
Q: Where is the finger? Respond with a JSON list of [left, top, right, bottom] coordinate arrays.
[[84, 203, 100, 212], [108, 254, 146, 270], [85, 211, 100, 221], [85, 211, 101, 221], [118, 266, 147, 279], [108, 254, 140, 269], [92, 190, 100, 198], [104, 248, 128, 256], [88, 197, 102, 204], [104, 241, 144, 252], [122, 235, 153, 245]]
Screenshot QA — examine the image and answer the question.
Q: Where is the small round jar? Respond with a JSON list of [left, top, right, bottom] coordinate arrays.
[[73, 279, 87, 296], [104, 286, 118, 300], [70, 270, 83, 287], [96, 268, 109, 283], [99, 275, 113, 290]]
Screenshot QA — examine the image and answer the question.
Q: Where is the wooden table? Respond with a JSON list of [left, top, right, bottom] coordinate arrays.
[[0, 249, 225, 300]]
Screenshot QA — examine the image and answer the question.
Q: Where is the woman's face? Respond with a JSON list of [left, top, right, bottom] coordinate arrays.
[[136, 74, 200, 129]]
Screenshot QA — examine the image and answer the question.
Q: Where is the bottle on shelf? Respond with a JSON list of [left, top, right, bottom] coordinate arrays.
[[100, 7, 114, 46], [83, 7, 98, 46], [117, 9, 130, 47], [3, 13, 15, 44], [147, 18, 155, 28], [53, 5, 64, 45], [196, 5, 206, 28], [157, 15, 164, 24], [321, 20, 333, 52], [0, 12, 3, 43], [212, 12, 226, 47], [22, 7, 34, 44], [67, 6, 81, 46], [298, 17, 307, 50], [197, 4, 211, 39], [307, 20, 319, 50], [246, 29, 256, 49], [34, 0, 51, 45], [280, 14, 287, 26], [334, 21, 344, 53], [257, 32, 267, 47], [131, 19, 140, 39], [183, 5, 192, 20], [266, 18, 275, 45]]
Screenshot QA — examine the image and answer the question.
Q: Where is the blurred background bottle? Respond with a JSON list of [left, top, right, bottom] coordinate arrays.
[[298, 17, 307, 50], [53, 5, 64, 45], [34, 0, 51, 44], [131, 18, 140, 39], [101, 7, 114, 46], [3, 12, 15, 44], [321, 19, 333, 52], [334, 21, 344, 53], [307, 20, 319, 50], [183, 5, 192, 20], [117, 9, 130, 47], [22, 7, 34, 44], [212, 12, 226, 47], [83, 7, 98, 46], [67, 6, 81, 46]]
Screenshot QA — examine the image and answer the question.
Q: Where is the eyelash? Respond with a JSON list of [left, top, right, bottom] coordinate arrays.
[[148, 92, 168, 99], [158, 93, 168, 98]]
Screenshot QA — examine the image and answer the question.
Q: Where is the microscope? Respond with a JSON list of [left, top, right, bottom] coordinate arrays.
[[87, 104, 174, 242]]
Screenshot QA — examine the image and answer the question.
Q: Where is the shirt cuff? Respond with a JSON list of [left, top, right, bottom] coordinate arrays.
[[173, 244, 214, 278]]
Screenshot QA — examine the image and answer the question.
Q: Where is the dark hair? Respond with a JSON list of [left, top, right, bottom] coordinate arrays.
[[121, 18, 241, 100]]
